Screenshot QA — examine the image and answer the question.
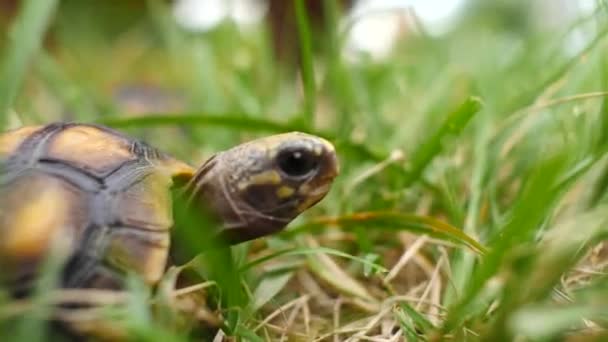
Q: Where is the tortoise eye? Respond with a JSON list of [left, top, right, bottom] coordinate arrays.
[[276, 147, 319, 178]]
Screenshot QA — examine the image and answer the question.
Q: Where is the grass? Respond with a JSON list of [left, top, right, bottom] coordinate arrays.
[[0, 0, 59, 127], [2, 0, 608, 340]]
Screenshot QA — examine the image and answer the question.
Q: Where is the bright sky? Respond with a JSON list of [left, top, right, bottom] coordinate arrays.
[[174, 0, 466, 58], [346, 0, 466, 58], [172, 0, 593, 59]]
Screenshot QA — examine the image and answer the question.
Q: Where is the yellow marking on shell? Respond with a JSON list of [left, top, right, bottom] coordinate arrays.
[[105, 232, 170, 285], [116, 171, 173, 231], [0, 175, 80, 259], [143, 245, 170, 284], [156, 158, 195, 184], [276, 186, 295, 198], [47, 125, 135, 174], [0, 125, 43, 158]]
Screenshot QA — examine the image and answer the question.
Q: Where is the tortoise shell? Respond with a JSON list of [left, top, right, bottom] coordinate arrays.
[[0, 123, 194, 293]]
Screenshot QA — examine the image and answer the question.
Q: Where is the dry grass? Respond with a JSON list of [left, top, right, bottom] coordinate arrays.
[[3, 1, 608, 341]]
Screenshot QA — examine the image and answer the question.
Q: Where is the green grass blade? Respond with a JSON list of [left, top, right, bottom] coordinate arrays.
[[284, 211, 487, 255], [100, 114, 303, 133], [504, 24, 608, 117], [506, 267, 608, 340], [3, 2, 608, 340], [481, 205, 608, 340], [393, 306, 423, 341], [403, 97, 483, 187], [294, 0, 316, 128], [509, 304, 605, 341], [0, 0, 59, 127], [234, 326, 265, 342], [309, 257, 375, 303], [399, 302, 436, 332], [442, 155, 567, 333], [100, 113, 394, 166], [14, 237, 71, 342], [239, 246, 388, 275], [35, 52, 98, 120], [445, 114, 491, 306], [249, 271, 293, 312], [588, 50, 608, 207]]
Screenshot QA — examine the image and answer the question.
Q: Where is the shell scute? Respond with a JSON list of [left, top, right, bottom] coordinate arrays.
[[113, 171, 174, 230], [104, 228, 169, 285], [0, 123, 197, 290], [0, 172, 88, 262], [0, 125, 43, 158], [45, 125, 137, 177]]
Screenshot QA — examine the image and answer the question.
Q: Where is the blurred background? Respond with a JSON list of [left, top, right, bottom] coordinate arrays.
[[2, 0, 608, 340], [0, 0, 600, 167]]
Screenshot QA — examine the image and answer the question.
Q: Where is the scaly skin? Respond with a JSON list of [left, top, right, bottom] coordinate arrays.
[[184, 131, 339, 243]]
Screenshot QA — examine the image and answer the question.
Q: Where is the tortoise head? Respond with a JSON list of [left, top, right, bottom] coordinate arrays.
[[186, 132, 339, 243]]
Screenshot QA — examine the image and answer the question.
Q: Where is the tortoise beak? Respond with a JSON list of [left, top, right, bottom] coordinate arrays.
[[310, 134, 339, 179], [325, 148, 340, 180], [316, 137, 340, 186]]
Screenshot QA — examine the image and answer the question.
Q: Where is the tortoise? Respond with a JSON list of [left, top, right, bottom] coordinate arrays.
[[0, 122, 338, 295]]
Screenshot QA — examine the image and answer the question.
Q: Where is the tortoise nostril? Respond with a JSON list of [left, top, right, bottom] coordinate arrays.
[[276, 148, 319, 178]]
